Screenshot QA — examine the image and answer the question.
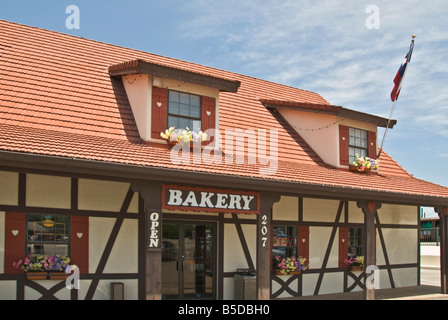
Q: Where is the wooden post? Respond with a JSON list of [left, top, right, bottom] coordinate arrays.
[[257, 192, 280, 300], [357, 201, 381, 300], [435, 207, 448, 294], [133, 182, 162, 300]]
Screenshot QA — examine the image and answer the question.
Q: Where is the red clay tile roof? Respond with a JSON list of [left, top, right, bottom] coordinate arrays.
[[1, 20, 448, 203]]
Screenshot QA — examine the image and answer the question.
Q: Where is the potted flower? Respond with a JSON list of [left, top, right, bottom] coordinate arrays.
[[273, 256, 309, 275], [12, 254, 72, 280], [350, 154, 379, 172], [344, 255, 364, 271], [46, 255, 72, 280], [160, 126, 207, 146]]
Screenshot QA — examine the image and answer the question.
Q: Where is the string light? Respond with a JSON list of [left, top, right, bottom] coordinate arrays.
[[125, 74, 143, 85], [291, 121, 339, 132]]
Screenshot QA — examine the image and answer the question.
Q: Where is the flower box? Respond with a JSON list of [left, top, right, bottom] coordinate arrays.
[[48, 272, 69, 280], [273, 256, 308, 276], [161, 127, 207, 146], [344, 255, 364, 272], [13, 254, 72, 280], [350, 154, 378, 173], [348, 265, 364, 272], [26, 272, 48, 280], [349, 164, 371, 173], [166, 139, 203, 149], [273, 270, 302, 276]]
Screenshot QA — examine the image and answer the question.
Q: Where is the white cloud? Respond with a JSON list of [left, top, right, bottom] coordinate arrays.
[[178, 1, 448, 131], [174, 0, 448, 186]]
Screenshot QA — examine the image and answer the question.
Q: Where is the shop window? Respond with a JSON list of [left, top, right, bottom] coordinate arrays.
[[339, 226, 366, 268], [26, 214, 70, 256], [5, 212, 88, 274], [272, 226, 298, 259], [167, 90, 202, 131], [348, 227, 364, 257]]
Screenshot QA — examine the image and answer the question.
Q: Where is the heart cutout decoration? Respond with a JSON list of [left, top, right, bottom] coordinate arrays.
[[77, 233, 83, 239], [206, 111, 211, 116], [157, 102, 162, 107], [12, 229, 19, 236]]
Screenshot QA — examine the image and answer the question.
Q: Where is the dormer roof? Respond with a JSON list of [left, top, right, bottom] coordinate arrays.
[[109, 59, 241, 93], [260, 99, 397, 128]]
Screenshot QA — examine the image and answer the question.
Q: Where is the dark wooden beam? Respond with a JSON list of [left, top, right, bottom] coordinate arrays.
[[358, 201, 382, 300], [435, 206, 448, 294], [132, 181, 162, 300], [257, 192, 281, 300]]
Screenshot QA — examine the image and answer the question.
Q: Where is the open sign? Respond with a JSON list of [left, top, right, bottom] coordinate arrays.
[[273, 235, 294, 247]]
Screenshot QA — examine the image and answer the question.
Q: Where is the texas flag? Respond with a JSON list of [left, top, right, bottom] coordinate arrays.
[[390, 40, 415, 102]]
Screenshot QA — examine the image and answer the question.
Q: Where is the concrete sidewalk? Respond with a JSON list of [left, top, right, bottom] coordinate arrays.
[[281, 285, 448, 300], [281, 267, 447, 300], [281, 247, 447, 300]]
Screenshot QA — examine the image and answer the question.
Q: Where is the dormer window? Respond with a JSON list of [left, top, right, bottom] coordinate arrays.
[[109, 59, 240, 143], [339, 125, 377, 167], [348, 127, 368, 164], [168, 90, 202, 131]]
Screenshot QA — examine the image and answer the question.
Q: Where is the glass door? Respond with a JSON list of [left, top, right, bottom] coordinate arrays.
[[162, 221, 215, 300]]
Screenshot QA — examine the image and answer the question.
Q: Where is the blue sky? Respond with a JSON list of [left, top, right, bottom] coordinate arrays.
[[1, 1, 447, 215]]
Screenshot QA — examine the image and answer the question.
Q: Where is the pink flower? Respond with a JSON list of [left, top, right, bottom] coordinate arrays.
[[12, 260, 22, 269]]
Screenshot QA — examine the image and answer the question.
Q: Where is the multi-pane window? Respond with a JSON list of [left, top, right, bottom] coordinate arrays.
[[167, 90, 202, 131], [27, 214, 70, 256], [348, 127, 368, 164], [272, 226, 298, 259], [348, 227, 364, 257]]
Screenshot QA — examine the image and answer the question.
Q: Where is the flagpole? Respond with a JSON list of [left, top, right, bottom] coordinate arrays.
[[377, 99, 397, 159], [377, 34, 416, 159]]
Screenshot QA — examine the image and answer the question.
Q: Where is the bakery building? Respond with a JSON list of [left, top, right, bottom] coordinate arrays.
[[1, 20, 448, 300]]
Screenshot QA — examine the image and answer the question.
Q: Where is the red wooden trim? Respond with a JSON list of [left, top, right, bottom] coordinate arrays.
[[162, 184, 260, 215], [4, 212, 26, 274], [70, 216, 89, 274], [151, 86, 168, 139], [201, 96, 216, 146], [270, 226, 274, 271], [201, 96, 216, 132], [368, 131, 377, 159], [298, 226, 309, 263], [339, 125, 349, 166], [338, 227, 349, 268]]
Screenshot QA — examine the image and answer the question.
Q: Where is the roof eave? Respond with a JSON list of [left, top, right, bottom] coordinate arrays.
[[109, 59, 241, 93], [0, 150, 446, 208], [260, 99, 397, 129]]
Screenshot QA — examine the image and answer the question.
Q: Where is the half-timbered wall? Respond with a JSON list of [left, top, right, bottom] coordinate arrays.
[[271, 195, 419, 299], [0, 171, 141, 300], [0, 170, 420, 300]]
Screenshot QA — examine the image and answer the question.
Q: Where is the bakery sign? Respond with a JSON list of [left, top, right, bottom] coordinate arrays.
[[162, 185, 260, 214]]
